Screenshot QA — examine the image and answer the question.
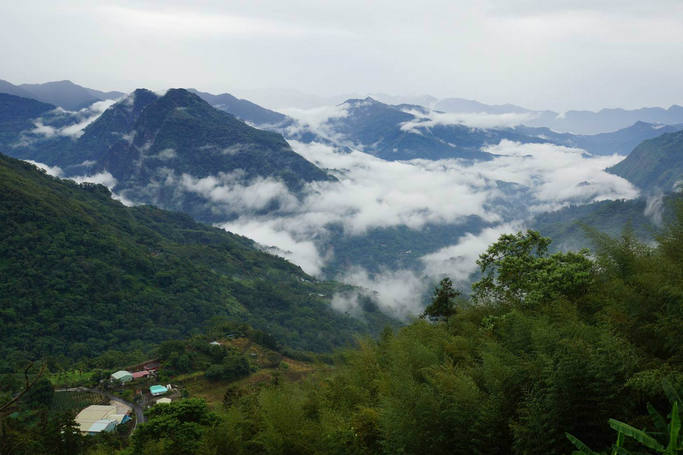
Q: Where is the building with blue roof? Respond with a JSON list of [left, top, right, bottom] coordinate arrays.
[[88, 419, 116, 435], [149, 385, 168, 396]]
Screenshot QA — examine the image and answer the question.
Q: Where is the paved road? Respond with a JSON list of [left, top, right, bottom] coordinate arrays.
[[56, 387, 146, 432]]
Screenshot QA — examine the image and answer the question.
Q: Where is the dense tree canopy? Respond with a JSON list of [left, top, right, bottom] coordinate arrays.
[[0, 153, 394, 373], [190, 199, 682, 455]]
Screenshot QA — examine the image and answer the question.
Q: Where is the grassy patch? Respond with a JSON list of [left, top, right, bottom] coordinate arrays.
[[50, 391, 107, 416], [49, 370, 94, 388]]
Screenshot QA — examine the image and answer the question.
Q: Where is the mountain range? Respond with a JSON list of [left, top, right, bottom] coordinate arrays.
[[0, 88, 334, 222], [0, 79, 680, 282], [201, 87, 683, 136], [3, 79, 683, 161], [514, 121, 683, 156], [435, 97, 683, 135], [283, 97, 545, 161], [276, 97, 683, 160]]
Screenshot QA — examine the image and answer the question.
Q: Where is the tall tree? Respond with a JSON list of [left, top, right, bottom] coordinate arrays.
[[422, 277, 460, 318]]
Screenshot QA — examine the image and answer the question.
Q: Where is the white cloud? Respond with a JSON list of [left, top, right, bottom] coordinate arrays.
[[334, 267, 430, 319], [292, 141, 499, 234], [29, 99, 116, 140], [644, 193, 665, 226], [24, 160, 63, 177], [180, 172, 299, 212], [480, 140, 639, 208], [400, 109, 537, 131], [69, 171, 117, 189], [215, 139, 636, 289], [280, 104, 351, 141], [22, 159, 116, 190], [421, 222, 523, 280], [223, 219, 329, 276]]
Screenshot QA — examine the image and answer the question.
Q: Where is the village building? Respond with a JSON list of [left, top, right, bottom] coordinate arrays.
[[110, 370, 133, 383], [87, 419, 117, 435], [75, 405, 130, 435], [131, 370, 152, 380], [149, 384, 168, 396]]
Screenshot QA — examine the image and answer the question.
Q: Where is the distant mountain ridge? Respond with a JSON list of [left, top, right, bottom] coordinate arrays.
[[287, 97, 547, 161], [435, 97, 537, 115], [514, 121, 683, 156], [435, 97, 683, 135], [193, 92, 683, 160], [201, 88, 683, 136], [0, 78, 124, 110], [5, 77, 681, 148], [189, 88, 290, 126]]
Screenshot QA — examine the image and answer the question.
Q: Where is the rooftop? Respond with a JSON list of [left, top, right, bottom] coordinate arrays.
[[88, 419, 115, 433], [131, 370, 151, 379], [75, 405, 117, 433], [149, 385, 168, 396], [111, 370, 132, 379]]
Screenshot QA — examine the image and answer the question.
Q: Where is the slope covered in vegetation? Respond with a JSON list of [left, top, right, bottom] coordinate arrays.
[[0, 153, 393, 372], [203, 206, 681, 455], [609, 129, 683, 193], [2, 198, 682, 454]]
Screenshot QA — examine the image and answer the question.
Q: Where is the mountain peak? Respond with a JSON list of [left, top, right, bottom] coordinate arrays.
[[341, 96, 384, 109], [163, 87, 197, 100]]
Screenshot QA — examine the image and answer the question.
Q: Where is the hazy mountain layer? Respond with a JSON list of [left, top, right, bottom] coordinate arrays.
[[0, 79, 124, 110], [515, 121, 683, 156], [436, 96, 683, 135]]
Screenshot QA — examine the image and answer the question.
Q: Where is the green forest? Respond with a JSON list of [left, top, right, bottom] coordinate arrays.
[[2, 196, 681, 454], [0, 153, 393, 373]]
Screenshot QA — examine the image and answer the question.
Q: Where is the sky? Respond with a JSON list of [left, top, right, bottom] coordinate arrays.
[[2, 0, 683, 111]]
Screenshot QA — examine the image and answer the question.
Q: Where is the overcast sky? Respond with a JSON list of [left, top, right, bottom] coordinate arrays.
[[2, 0, 683, 111]]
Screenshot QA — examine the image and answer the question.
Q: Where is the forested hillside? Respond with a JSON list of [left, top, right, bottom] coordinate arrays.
[[5, 200, 681, 454], [0, 153, 393, 372], [530, 195, 680, 252], [198, 205, 682, 455], [609, 129, 683, 193]]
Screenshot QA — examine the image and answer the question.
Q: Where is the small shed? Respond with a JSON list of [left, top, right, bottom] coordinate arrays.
[[156, 397, 172, 405], [131, 370, 151, 380], [109, 414, 131, 425], [149, 385, 168, 396], [209, 341, 221, 346], [111, 370, 133, 383], [88, 419, 116, 435]]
